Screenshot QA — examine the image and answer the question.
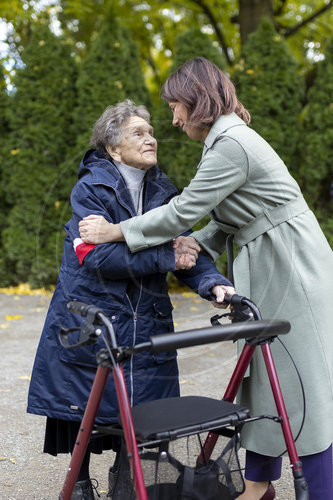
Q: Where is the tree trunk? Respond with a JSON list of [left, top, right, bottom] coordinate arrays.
[[238, 0, 274, 45]]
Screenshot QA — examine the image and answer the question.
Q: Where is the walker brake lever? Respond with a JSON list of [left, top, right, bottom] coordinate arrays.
[[59, 323, 102, 349], [210, 312, 231, 326], [59, 303, 103, 349], [210, 294, 254, 326]]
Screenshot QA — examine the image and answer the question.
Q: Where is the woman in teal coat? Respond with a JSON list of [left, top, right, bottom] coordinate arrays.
[[79, 58, 333, 500]]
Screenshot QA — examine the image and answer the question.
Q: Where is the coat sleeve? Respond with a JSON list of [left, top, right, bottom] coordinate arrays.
[[69, 179, 176, 279], [120, 137, 248, 253], [190, 220, 228, 262], [173, 252, 233, 298]]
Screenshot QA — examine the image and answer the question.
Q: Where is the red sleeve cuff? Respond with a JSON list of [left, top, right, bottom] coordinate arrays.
[[73, 238, 96, 265]]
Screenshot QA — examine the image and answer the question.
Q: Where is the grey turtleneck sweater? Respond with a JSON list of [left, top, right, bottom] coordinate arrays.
[[113, 160, 146, 215]]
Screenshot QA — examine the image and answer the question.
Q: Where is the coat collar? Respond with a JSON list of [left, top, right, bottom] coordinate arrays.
[[80, 149, 177, 214], [204, 113, 246, 150], [144, 168, 178, 212]]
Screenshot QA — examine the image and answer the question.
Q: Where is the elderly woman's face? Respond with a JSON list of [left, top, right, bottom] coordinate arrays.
[[107, 116, 157, 170]]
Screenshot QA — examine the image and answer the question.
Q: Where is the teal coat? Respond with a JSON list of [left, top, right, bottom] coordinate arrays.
[[120, 113, 333, 456]]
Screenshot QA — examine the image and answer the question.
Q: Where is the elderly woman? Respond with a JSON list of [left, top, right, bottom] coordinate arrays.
[[27, 99, 233, 499], [79, 60, 333, 500]]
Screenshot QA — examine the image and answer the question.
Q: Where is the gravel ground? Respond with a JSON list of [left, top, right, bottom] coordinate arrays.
[[0, 291, 296, 499]]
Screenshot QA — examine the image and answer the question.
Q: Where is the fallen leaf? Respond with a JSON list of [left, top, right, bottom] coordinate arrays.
[[0, 282, 54, 297], [19, 376, 31, 381], [5, 315, 22, 321], [0, 457, 17, 464]]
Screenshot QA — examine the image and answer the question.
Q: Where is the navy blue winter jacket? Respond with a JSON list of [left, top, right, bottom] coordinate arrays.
[[27, 150, 231, 424]]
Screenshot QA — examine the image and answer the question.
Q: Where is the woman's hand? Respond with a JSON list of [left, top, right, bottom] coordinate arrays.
[[175, 252, 197, 270], [211, 285, 236, 308], [173, 236, 201, 258], [79, 215, 124, 244], [173, 236, 201, 271]]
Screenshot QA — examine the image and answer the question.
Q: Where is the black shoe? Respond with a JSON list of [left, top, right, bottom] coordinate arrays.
[[71, 479, 98, 499]]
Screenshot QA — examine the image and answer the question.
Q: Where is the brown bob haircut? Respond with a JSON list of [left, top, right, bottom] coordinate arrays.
[[161, 57, 250, 126]]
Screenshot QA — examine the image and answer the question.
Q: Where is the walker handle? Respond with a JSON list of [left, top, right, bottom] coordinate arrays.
[[67, 300, 99, 317], [149, 320, 290, 352]]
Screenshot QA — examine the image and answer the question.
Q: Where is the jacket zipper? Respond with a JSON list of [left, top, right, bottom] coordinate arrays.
[[92, 176, 175, 403], [126, 278, 143, 406], [95, 181, 142, 406]]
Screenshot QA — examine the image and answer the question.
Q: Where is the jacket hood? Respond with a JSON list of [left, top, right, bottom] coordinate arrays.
[[78, 149, 117, 180]]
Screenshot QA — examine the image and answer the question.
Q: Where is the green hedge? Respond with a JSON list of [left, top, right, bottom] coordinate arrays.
[[0, 22, 77, 287], [233, 18, 304, 176]]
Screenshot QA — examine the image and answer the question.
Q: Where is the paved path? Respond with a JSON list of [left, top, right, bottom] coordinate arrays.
[[0, 291, 295, 499]]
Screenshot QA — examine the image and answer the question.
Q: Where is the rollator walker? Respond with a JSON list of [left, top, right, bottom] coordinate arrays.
[[59, 294, 309, 499]]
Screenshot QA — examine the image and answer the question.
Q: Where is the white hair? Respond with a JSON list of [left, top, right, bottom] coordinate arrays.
[[90, 99, 151, 156]]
